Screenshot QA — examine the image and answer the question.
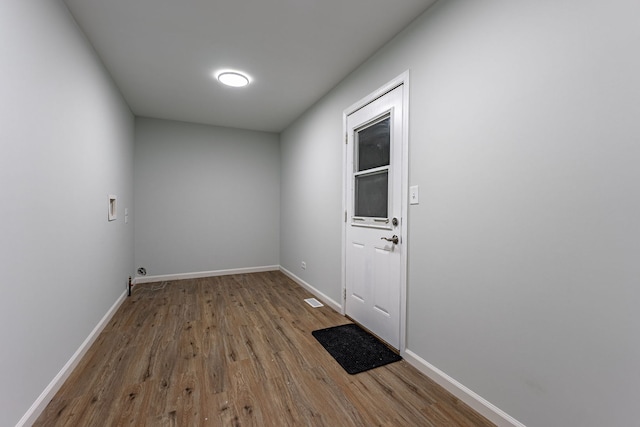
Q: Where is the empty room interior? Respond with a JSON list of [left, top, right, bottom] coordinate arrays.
[[2, 0, 639, 426]]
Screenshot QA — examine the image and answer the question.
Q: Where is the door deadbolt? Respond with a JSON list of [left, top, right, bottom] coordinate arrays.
[[392, 217, 399, 226]]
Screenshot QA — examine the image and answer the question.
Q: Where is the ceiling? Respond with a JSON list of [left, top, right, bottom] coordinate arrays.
[[63, 0, 437, 133]]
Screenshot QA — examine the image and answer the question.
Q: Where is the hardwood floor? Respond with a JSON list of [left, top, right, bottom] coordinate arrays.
[[34, 271, 494, 426]]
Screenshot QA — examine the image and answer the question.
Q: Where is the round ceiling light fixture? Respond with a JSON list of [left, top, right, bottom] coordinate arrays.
[[216, 70, 250, 87]]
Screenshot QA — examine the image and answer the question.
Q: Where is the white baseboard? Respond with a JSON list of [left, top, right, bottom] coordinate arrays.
[[403, 349, 525, 427], [133, 265, 280, 285], [17, 290, 128, 427], [279, 267, 342, 313]]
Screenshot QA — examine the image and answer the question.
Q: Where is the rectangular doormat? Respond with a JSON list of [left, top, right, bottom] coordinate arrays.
[[312, 323, 402, 375]]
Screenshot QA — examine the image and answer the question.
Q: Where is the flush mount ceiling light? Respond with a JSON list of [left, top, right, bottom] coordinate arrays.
[[216, 70, 250, 87]]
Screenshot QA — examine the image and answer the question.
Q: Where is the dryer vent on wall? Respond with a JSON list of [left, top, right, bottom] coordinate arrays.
[[108, 195, 117, 221]]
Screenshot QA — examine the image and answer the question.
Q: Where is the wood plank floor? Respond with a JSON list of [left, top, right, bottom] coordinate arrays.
[[34, 271, 495, 426]]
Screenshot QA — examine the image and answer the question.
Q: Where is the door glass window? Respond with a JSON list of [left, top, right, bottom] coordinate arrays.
[[355, 171, 388, 217], [354, 115, 390, 222], [357, 118, 390, 171]]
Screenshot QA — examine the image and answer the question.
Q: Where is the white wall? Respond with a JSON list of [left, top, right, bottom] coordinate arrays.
[[134, 118, 280, 277], [280, 1, 640, 426], [0, 1, 134, 426]]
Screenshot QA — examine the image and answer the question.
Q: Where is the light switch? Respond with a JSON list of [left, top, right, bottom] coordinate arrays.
[[409, 185, 419, 205]]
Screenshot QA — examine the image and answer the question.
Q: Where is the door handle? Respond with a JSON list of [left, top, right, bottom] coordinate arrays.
[[381, 235, 399, 244]]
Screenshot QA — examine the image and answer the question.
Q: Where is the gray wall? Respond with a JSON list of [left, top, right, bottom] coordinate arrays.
[[280, 1, 640, 426], [0, 1, 135, 425], [134, 118, 280, 277], [280, 109, 344, 298]]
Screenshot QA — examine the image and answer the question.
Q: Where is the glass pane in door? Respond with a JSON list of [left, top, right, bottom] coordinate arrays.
[[357, 117, 390, 171], [355, 171, 388, 218]]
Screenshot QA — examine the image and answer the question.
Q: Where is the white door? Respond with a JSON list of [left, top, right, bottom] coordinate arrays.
[[345, 84, 405, 350]]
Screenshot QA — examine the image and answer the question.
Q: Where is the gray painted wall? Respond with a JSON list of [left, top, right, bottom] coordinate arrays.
[[0, 1, 135, 425], [134, 118, 280, 277], [280, 1, 640, 426], [280, 108, 344, 298]]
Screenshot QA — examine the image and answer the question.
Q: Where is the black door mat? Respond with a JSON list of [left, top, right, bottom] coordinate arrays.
[[312, 323, 402, 375]]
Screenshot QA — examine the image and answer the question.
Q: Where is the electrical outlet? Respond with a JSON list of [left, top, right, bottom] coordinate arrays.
[[301, 261, 306, 270]]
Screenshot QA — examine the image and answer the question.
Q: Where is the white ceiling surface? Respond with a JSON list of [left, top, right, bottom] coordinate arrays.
[[62, 0, 436, 132]]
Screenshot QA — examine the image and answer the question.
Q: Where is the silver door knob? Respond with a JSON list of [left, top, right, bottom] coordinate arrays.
[[381, 235, 399, 244]]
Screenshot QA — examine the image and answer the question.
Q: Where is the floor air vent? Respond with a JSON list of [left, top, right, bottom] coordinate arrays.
[[304, 298, 324, 308]]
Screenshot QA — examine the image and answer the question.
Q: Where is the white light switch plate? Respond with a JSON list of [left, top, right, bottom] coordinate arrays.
[[410, 185, 419, 205]]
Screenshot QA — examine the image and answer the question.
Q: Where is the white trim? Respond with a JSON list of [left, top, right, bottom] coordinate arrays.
[[341, 98, 349, 318], [403, 350, 526, 427], [398, 71, 410, 355], [341, 70, 410, 352], [280, 267, 342, 313], [132, 265, 280, 284], [344, 71, 409, 116], [16, 290, 128, 427]]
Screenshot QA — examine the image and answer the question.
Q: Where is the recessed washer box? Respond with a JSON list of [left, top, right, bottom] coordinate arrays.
[[108, 195, 117, 221]]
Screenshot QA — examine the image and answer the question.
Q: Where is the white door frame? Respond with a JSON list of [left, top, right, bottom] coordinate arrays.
[[341, 71, 410, 354]]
